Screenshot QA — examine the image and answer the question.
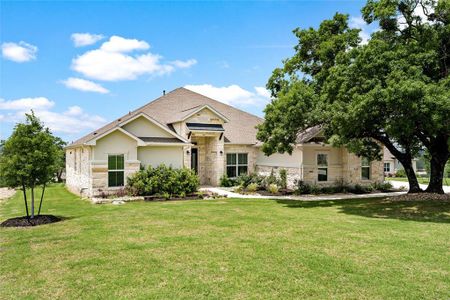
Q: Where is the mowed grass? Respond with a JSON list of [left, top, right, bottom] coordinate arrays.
[[1, 185, 449, 299]]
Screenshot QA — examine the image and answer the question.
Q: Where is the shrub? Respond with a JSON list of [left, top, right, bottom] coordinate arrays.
[[264, 169, 278, 188], [395, 169, 406, 177], [279, 169, 287, 189], [371, 181, 393, 192], [295, 180, 311, 195], [127, 164, 199, 197], [309, 184, 321, 194], [220, 174, 236, 187], [236, 173, 265, 189], [348, 184, 373, 194], [247, 183, 258, 193], [267, 183, 279, 194]]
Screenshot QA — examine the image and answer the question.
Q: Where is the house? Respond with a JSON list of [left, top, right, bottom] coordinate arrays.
[[66, 87, 383, 197], [383, 147, 420, 176]]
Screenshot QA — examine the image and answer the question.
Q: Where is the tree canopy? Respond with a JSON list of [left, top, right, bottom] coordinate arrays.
[[0, 112, 61, 218], [257, 0, 449, 193]]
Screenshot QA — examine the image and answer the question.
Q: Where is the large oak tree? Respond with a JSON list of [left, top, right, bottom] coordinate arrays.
[[257, 0, 449, 193]]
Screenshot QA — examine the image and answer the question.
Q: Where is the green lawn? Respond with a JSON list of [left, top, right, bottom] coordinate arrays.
[[1, 185, 449, 299], [387, 177, 450, 186]]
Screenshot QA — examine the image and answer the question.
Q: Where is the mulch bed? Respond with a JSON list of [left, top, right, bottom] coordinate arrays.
[[388, 193, 450, 202], [1, 215, 61, 227]]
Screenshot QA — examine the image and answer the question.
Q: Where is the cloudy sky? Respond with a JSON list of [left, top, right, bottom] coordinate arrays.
[[1, 1, 372, 142]]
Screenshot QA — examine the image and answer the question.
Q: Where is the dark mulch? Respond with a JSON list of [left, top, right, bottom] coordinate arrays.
[[1, 215, 61, 227], [389, 193, 450, 202]]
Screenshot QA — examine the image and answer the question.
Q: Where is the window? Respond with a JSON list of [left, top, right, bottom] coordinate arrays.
[[384, 162, 391, 173], [361, 157, 371, 180], [317, 153, 328, 182], [226, 153, 248, 178], [108, 154, 124, 187]]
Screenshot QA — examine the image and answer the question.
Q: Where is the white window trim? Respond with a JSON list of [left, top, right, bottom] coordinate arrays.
[[226, 153, 249, 178], [108, 153, 125, 187], [316, 152, 329, 182], [384, 162, 391, 173]]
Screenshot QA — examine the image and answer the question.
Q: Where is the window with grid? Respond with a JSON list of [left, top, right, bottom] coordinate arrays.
[[317, 153, 328, 182], [226, 153, 248, 178], [108, 154, 124, 187], [361, 157, 371, 180], [384, 162, 391, 173]]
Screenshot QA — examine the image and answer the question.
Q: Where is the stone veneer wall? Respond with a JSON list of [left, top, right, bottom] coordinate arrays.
[[194, 135, 224, 186], [90, 160, 140, 197], [66, 146, 92, 196], [255, 165, 300, 189], [342, 149, 384, 184]]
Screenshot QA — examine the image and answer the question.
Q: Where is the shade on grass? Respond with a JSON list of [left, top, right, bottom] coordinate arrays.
[[1, 185, 449, 299]]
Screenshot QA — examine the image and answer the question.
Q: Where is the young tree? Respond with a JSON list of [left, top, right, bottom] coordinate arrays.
[[257, 0, 449, 193], [53, 137, 67, 182], [0, 112, 59, 218]]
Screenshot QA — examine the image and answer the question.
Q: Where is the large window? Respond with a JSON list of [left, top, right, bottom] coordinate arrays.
[[384, 162, 391, 173], [108, 154, 124, 187], [361, 157, 371, 180], [226, 153, 248, 178], [317, 153, 328, 182]]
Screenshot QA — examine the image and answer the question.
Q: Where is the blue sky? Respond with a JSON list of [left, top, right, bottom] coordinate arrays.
[[1, 0, 371, 142]]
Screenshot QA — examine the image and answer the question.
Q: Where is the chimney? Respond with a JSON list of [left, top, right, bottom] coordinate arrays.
[[163, 90, 166, 96]]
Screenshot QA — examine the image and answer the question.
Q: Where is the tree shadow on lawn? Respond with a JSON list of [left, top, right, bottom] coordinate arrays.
[[275, 198, 450, 224]]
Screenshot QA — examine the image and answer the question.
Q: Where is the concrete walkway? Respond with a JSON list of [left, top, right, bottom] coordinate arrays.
[[389, 180, 450, 193], [0, 188, 16, 200], [200, 186, 405, 201]]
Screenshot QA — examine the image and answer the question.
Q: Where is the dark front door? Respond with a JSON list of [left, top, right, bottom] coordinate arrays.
[[191, 148, 198, 173]]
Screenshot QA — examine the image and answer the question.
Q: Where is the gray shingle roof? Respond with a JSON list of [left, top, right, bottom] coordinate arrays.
[[69, 87, 264, 147]]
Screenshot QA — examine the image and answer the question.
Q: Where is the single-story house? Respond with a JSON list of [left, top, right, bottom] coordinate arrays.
[[383, 147, 420, 176], [66, 87, 383, 197]]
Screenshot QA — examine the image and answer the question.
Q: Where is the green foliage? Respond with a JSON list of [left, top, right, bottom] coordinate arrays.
[[371, 181, 393, 192], [395, 169, 406, 177], [279, 169, 287, 189], [0, 112, 60, 217], [348, 184, 374, 194], [267, 183, 279, 194], [53, 137, 67, 182], [264, 169, 278, 187], [220, 174, 236, 187], [247, 183, 259, 193], [258, 1, 450, 192], [126, 164, 199, 197]]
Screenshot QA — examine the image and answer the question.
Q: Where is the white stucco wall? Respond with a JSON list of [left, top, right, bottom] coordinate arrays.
[[138, 146, 183, 168], [256, 148, 302, 168], [93, 130, 138, 161], [121, 116, 172, 137]]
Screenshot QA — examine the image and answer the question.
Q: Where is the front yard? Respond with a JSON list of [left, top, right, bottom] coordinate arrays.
[[387, 176, 450, 186], [1, 185, 449, 299]]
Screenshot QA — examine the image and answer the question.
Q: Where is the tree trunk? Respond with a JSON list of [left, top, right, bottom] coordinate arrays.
[[21, 181, 29, 218], [31, 186, 35, 219], [426, 155, 448, 194], [400, 158, 422, 193], [38, 183, 46, 216]]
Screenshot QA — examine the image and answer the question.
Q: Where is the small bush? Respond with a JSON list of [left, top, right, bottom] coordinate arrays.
[[372, 181, 393, 192], [348, 184, 373, 194], [267, 183, 279, 194], [220, 174, 236, 187], [279, 169, 287, 189], [127, 164, 199, 197], [395, 169, 406, 177], [295, 180, 311, 195], [309, 184, 321, 195], [247, 183, 258, 193]]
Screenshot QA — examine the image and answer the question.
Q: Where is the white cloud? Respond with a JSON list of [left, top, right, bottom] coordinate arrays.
[[100, 35, 149, 52], [184, 84, 271, 107], [349, 16, 373, 45], [0, 97, 54, 110], [61, 77, 109, 94], [71, 33, 104, 47], [71, 35, 196, 81], [0, 97, 106, 134], [170, 59, 197, 68], [1, 41, 38, 62]]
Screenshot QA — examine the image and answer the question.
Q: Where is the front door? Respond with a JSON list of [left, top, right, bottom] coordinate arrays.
[[191, 148, 198, 174]]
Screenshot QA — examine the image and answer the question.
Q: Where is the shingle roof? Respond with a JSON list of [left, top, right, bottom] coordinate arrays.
[[69, 87, 264, 147], [295, 125, 323, 143]]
